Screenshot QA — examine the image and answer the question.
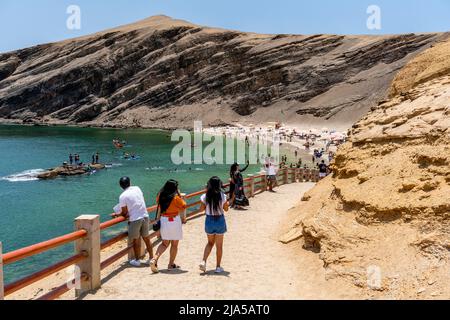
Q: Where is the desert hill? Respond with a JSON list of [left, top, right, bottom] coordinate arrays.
[[0, 15, 447, 129]]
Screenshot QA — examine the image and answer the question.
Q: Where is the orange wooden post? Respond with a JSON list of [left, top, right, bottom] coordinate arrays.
[[297, 168, 303, 182], [0, 242, 4, 300], [291, 168, 297, 183], [315, 170, 320, 182], [74, 215, 101, 297], [283, 168, 289, 184], [249, 175, 255, 198], [261, 174, 267, 192]]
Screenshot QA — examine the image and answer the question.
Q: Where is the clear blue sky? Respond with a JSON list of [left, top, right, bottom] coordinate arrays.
[[1, 0, 449, 53]]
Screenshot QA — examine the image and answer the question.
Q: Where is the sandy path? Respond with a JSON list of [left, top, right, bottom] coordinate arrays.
[[57, 182, 356, 300]]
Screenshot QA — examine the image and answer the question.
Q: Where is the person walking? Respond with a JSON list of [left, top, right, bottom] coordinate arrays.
[[69, 154, 73, 165], [150, 180, 187, 273], [112, 177, 154, 267], [95, 152, 99, 164], [199, 177, 229, 274]]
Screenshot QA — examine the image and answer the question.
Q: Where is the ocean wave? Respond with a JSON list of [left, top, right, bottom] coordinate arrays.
[[1, 169, 46, 182]]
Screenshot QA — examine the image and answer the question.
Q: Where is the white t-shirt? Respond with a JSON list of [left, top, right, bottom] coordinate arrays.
[[200, 193, 227, 216], [119, 186, 149, 222], [267, 164, 277, 176]]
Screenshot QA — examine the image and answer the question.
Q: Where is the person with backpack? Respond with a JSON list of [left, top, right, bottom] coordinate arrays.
[[199, 177, 229, 274], [149, 180, 187, 273]]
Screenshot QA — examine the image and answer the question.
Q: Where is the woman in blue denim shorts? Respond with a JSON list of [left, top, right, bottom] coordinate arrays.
[[199, 176, 229, 274]]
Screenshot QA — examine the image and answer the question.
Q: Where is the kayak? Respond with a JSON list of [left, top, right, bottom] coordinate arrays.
[[114, 142, 124, 149]]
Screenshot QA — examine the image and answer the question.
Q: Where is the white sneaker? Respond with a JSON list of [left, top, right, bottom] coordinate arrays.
[[199, 261, 207, 272], [215, 267, 224, 274], [129, 259, 141, 267]]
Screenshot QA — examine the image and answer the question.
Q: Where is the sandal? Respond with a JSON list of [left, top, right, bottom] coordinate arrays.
[[150, 258, 159, 273], [168, 264, 181, 270]]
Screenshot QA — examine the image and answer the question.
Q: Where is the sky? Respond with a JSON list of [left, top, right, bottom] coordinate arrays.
[[0, 0, 449, 53]]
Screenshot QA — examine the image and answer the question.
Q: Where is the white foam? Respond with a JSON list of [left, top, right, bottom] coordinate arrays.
[[105, 163, 123, 168], [2, 169, 46, 182]]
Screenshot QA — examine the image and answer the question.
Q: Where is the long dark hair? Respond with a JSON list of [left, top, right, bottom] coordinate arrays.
[[230, 163, 238, 178], [158, 179, 179, 213], [206, 176, 224, 216]]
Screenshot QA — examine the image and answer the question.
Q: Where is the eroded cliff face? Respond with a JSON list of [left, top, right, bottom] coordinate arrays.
[[285, 39, 450, 299], [0, 15, 445, 129]]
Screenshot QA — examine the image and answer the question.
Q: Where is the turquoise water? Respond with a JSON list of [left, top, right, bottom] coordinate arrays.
[[0, 125, 260, 284]]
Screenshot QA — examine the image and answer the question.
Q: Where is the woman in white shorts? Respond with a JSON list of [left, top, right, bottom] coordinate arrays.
[[150, 180, 187, 273]]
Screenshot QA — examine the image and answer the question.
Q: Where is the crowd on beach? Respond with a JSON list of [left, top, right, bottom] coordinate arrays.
[[204, 123, 344, 169]]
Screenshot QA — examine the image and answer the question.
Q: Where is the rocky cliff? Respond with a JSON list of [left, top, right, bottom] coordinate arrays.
[[284, 38, 450, 299], [0, 15, 446, 129]]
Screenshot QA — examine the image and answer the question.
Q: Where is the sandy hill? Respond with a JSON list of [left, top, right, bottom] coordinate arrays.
[[283, 38, 450, 299], [0, 15, 447, 130]]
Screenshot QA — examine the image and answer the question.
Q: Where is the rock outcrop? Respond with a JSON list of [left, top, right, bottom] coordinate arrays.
[[0, 15, 446, 129], [284, 39, 450, 299], [37, 163, 105, 180]]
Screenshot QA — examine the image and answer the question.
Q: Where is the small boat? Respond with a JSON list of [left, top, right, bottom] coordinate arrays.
[[113, 139, 126, 149]]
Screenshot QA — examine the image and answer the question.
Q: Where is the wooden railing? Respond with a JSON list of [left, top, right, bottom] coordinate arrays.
[[0, 167, 319, 300]]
